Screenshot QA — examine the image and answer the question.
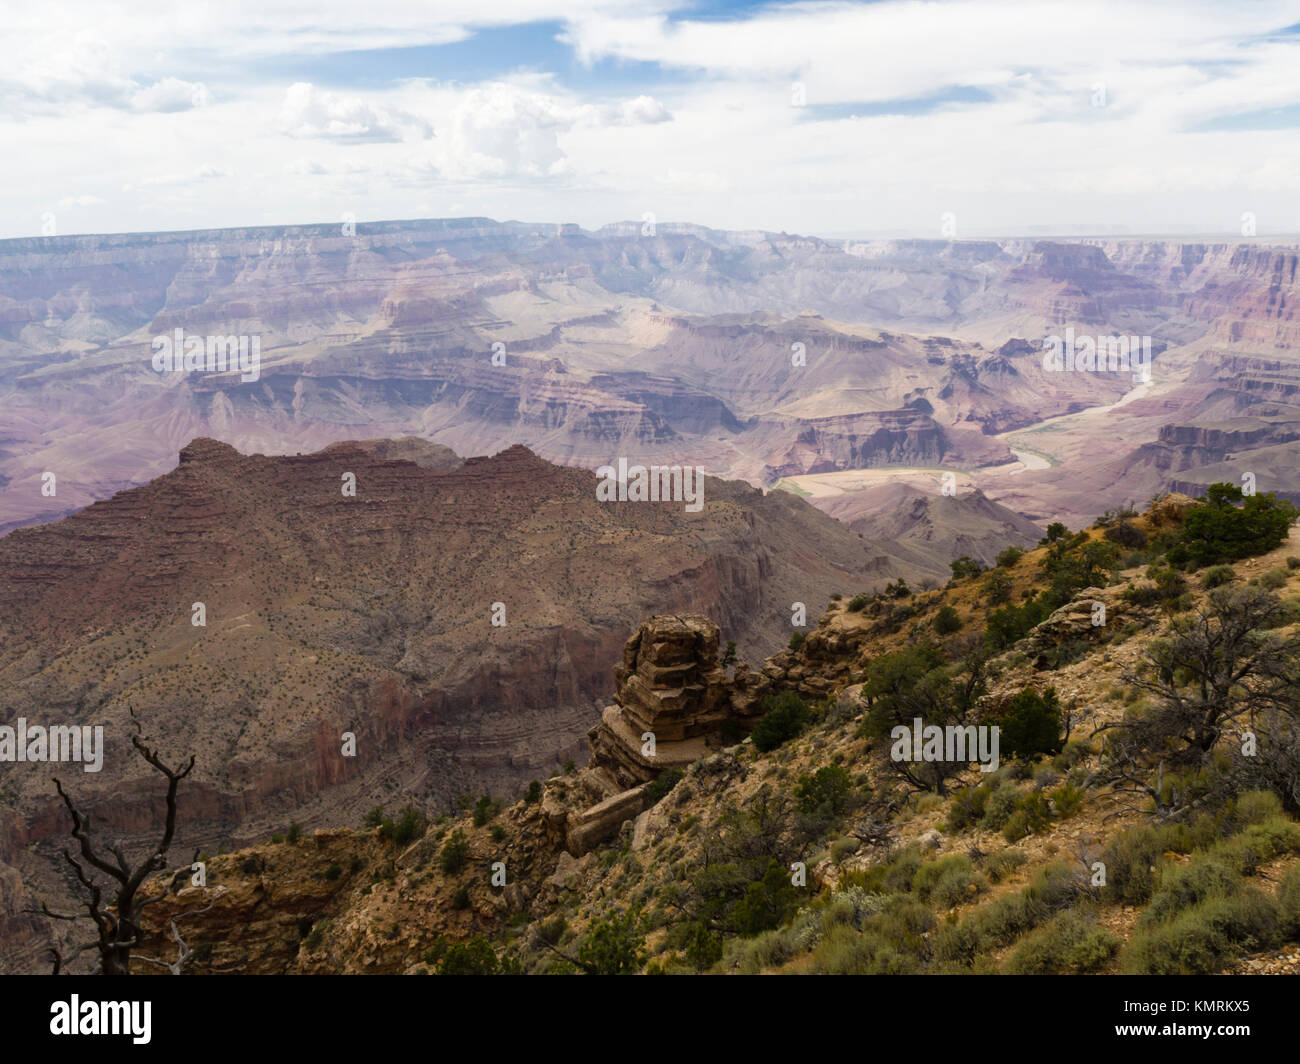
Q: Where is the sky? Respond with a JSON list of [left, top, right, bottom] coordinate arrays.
[[2, 0, 1300, 240]]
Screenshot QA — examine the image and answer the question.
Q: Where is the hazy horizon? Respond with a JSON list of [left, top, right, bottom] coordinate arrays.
[[2, 213, 1299, 245]]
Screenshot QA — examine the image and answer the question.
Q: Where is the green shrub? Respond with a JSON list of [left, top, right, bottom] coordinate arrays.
[[1105, 521, 1147, 549], [1049, 782, 1085, 819], [996, 687, 1064, 761], [946, 780, 991, 831], [965, 891, 1043, 951], [880, 846, 925, 894], [645, 767, 684, 804], [525, 780, 542, 804], [1278, 863, 1300, 937], [722, 925, 803, 974], [796, 765, 852, 816], [576, 912, 646, 974], [980, 781, 1021, 831], [472, 795, 496, 827], [1024, 861, 1086, 911], [1139, 857, 1240, 927], [871, 894, 934, 951], [788, 630, 805, 651], [1123, 890, 1282, 974], [422, 937, 448, 967], [829, 838, 859, 864], [684, 922, 724, 971], [982, 570, 1013, 606], [1101, 823, 1180, 905], [1200, 564, 1237, 589], [846, 593, 871, 612], [931, 920, 982, 966], [982, 847, 1027, 883], [733, 860, 800, 936], [1002, 791, 1052, 842], [439, 828, 470, 874], [1004, 910, 1119, 974], [381, 804, 426, 845], [913, 855, 987, 909], [950, 556, 985, 581], [996, 546, 1025, 568], [751, 691, 811, 752], [1166, 484, 1299, 568], [438, 937, 501, 975], [933, 605, 963, 635], [884, 577, 912, 599], [1209, 817, 1300, 875], [286, 822, 303, 844], [1234, 789, 1284, 825], [1259, 567, 1289, 590], [324, 863, 342, 881]]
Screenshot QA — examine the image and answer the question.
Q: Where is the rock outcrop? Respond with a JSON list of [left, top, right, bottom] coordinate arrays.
[[539, 614, 770, 855]]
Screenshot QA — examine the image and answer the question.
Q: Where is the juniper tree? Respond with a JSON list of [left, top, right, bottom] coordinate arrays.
[[1116, 587, 1300, 759], [1094, 587, 1300, 815]]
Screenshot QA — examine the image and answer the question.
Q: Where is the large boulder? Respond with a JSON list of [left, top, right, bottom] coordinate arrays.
[[538, 614, 767, 855]]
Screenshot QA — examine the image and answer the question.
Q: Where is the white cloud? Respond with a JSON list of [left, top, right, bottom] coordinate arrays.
[[280, 82, 433, 142], [136, 164, 230, 188], [3, 32, 213, 116], [3, 31, 135, 112], [131, 77, 210, 113], [587, 94, 672, 126], [399, 81, 672, 181], [284, 157, 329, 176], [2, 1, 1299, 237], [442, 84, 569, 178]]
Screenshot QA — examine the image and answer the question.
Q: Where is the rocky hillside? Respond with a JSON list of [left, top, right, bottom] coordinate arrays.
[[102, 488, 1300, 976], [0, 433, 952, 973]]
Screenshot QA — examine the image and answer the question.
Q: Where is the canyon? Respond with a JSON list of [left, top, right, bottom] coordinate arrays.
[[3, 219, 1298, 540], [3, 218, 1300, 973]]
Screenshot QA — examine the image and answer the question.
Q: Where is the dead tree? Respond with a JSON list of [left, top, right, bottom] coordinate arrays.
[[132, 897, 219, 975], [35, 711, 195, 975]]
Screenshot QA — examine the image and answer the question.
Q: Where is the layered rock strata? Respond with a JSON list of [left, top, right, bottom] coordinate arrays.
[[541, 614, 770, 855]]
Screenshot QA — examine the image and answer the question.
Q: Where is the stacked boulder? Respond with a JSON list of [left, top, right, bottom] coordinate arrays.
[[541, 614, 768, 855]]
